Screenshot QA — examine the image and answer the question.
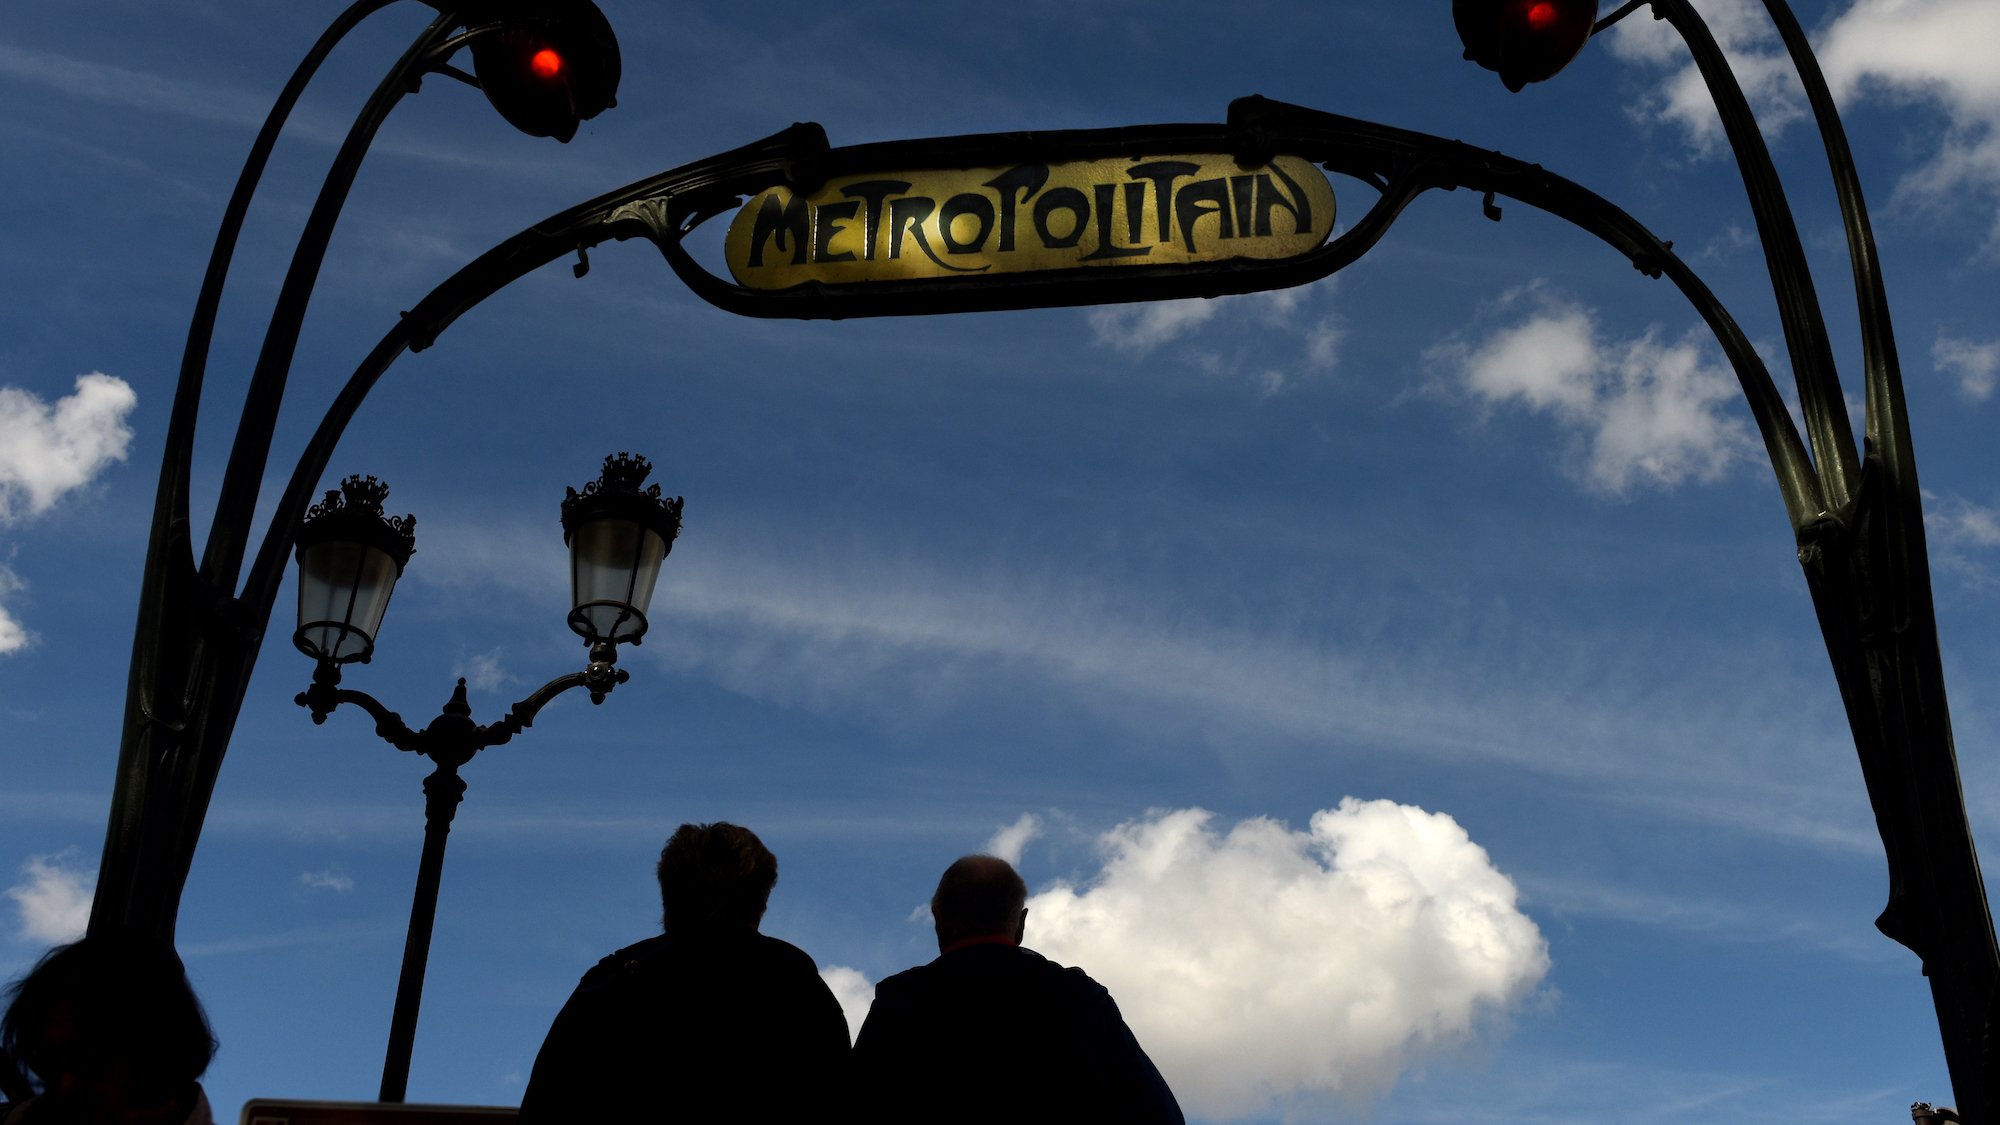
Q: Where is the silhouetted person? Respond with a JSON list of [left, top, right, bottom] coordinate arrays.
[[0, 931, 217, 1125], [519, 822, 849, 1122], [852, 855, 1183, 1124]]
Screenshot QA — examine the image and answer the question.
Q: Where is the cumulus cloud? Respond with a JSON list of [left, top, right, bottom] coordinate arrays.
[[1087, 285, 1344, 395], [985, 813, 1043, 866], [7, 851, 94, 944], [1431, 288, 1756, 494], [0, 373, 137, 522], [1935, 333, 2000, 401], [1026, 801, 1549, 1120], [821, 965, 875, 1044]]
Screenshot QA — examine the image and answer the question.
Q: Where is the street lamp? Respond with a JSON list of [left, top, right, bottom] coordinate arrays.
[[291, 453, 682, 1103]]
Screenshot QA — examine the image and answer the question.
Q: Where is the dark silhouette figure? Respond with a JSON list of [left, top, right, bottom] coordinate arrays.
[[519, 822, 849, 1122], [0, 931, 217, 1125], [852, 855, 1184, 1124]]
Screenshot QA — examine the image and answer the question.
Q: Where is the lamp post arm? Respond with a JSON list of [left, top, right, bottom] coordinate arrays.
[[1647, 0, 1862, 510], [296, 646, 627, 763]]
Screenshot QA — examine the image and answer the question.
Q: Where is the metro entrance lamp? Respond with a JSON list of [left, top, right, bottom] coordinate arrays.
[[289, 452, 682, 1102]]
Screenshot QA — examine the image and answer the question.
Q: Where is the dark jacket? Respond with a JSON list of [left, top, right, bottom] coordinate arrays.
[[519, 930, 849, 1123], [851, 943, 1183, 1124]]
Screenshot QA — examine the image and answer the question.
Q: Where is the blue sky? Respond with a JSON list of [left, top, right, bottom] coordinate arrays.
[[3, 0, 1999, 1119]]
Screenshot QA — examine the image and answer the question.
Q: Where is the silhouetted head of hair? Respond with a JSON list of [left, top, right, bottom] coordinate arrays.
[[931, 855, 1028, 948], [657, 822, 778, 935], [0, 929, 216, 1098]]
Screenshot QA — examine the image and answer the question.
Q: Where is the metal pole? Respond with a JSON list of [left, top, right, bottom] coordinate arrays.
[[92, 6, 466, 942], [380, 761, 467, 1104], [1645, 0, 1997, 1110]]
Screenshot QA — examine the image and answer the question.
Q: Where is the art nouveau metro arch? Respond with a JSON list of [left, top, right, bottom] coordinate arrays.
[[272, 93, 1988, 1113], [91, 0, 1991, 1108]]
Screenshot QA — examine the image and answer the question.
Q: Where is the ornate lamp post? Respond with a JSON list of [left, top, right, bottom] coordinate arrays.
[[291, 454, 682, 1103]]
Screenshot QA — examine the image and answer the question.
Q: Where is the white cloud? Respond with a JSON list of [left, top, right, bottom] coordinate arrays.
[[1433, 289, 1756, 494], [0, 373, 137, 522], [0, 565, 31, 655], [1821, 0, 2000, 248], [7, 851, 94, 944], [1935, 333, 2000, 401], [820, 965, 875, 1045], [984, 813, 1043, 866], [1612, 0, 2000, 251], [1025, 802, 1549, 1120], [1607, 0, 1807, 151], [300, 868, 355, 893]]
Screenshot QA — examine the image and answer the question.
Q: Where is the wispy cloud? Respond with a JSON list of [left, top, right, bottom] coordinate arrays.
[[391, 509, 1872, 855], [6, 851, 94, 944], [0, 41, 269, 131], [300, 868, 356, 893], [455, 649, 514, 693], [1517, 871, 1892, 963], [1607, 0, 1809, 152], [1427, 285, 1756, 495], [1821, 0, 2000, 252], [1610, 0, 2000, 254], [1925, 492, 2000, 588], [0, 41, 589, 177], [1027, 801, 1548, 1119], [1087, 283, 1344, 395], [179, 920, 399, 959], [1935, 332, 2000, 401], [0, 565, 31, 655]]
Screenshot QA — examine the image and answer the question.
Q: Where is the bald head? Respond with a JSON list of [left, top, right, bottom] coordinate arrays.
[[930, 854, 1029, 951]]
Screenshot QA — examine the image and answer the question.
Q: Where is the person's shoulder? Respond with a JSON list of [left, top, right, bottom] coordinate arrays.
[[750, 932, 827, 974], [1017, 947, 1114, 999], [578, 933, 671, 986]]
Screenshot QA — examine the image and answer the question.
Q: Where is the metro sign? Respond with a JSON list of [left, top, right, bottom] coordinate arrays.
[[723, 154, 1336, 288]]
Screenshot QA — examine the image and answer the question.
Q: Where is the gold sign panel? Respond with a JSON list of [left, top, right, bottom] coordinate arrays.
[[724, 154, 1336, 288]]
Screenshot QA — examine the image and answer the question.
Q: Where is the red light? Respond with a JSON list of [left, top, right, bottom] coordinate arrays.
[[1524, 1, 1560, 29], [531, 48, 563, 79]]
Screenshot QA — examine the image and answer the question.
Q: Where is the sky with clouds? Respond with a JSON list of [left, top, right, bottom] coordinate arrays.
[[2, 0, 1998, 1120]]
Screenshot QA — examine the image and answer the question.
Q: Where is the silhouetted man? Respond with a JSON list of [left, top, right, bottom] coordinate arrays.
[[852, 855, 1184, 1124], [520, 822, 848, 1122]]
